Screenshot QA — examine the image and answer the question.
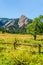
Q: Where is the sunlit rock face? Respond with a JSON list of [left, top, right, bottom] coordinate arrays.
[[4, 20, 15, 28], [18, 15, 28, 27]]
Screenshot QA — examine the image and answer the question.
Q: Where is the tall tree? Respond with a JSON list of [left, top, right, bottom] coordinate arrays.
[[26, 18, 42, 40]]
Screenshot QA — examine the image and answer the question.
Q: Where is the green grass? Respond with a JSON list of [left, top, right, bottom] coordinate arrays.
[[0, 44, 43, 65], [0, 33, 43, 65]]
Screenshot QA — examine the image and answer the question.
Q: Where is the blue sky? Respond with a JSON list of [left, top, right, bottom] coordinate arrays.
[[0, 0, 43, 19]]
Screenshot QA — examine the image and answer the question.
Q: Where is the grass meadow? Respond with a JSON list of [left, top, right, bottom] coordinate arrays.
[[0, 33, 43, 65]]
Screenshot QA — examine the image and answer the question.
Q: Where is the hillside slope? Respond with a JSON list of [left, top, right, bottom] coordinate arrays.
[[0, 15, 32, 33]]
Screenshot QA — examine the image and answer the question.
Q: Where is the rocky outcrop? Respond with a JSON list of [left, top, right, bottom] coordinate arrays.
[[18, 15, 28, 27], [4, 20, 15, 28]]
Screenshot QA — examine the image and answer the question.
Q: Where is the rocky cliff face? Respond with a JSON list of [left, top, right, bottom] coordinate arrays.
[[3, 20, 15, 28], [18, 15, 29, 27]]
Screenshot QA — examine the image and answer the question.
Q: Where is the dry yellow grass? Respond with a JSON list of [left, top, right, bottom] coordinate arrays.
[[0, 33, 43, 44]]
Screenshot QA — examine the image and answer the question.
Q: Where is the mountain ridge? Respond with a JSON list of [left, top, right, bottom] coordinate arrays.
[[0, 15, 32, 33]]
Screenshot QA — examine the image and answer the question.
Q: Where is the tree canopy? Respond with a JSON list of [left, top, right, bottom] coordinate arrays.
[[26, 15, 43, 40]]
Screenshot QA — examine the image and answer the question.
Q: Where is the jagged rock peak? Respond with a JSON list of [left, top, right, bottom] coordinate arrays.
[[18, 15, 28, 27]]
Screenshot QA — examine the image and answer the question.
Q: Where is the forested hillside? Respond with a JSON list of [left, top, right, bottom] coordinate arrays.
[[0, 15, 43, 34]]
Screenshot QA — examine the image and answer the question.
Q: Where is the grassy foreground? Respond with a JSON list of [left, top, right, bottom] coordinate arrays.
[[0, 33, 43, 65]]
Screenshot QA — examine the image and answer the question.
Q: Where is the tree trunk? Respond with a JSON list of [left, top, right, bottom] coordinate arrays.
[[34, 34, 36, 40]]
